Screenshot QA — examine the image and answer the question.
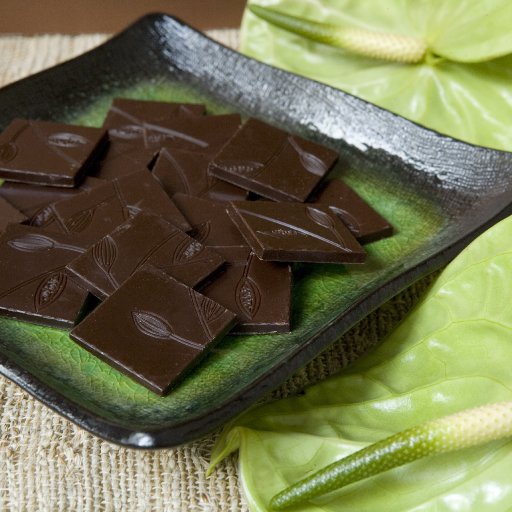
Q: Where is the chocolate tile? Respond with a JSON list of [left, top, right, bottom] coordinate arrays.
[[172, 193, 248, 248], [70, 265, 237, 395], [201, 247, 291, 334], [30, 170, 190, 244], [66, 212, 225, 300], [308, 180, 393, 243], [0, 196, 27, 232], [0, 224, 90, 327], [228, 201, 365, 264], [152, 148, 248, 202], [0, 176, 103, 217], [208, 118, 337, 202], [0, 119, 108, 187]]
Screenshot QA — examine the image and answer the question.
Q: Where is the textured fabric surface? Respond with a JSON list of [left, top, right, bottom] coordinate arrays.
[[0, 30, 436, 512]]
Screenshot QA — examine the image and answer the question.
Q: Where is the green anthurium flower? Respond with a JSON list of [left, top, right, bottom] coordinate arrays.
[[209, 214, 512, 511], [240, 0, 512, 150]]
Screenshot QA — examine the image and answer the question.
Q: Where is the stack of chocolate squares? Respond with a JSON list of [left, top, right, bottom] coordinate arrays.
[[0, 99, 392, 395]]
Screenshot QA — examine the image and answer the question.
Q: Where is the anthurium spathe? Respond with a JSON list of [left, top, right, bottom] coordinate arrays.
[[240, 0, 512, 150], [210, 214, 512, 511]]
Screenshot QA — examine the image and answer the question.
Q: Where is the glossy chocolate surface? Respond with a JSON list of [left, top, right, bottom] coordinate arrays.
[[0, 224, 89, 327], [309, 180, 393, 244], [0, 196, 27, 232], [103, 98, 205, 138], [144, 114, 241, 155], [30, 170, 190, 243], [173, 193, 248, 248], [152, 148, 248, 202], [228, 201, 365, 263], [208, 118, 337, 202], [0, 176, 103, 217], [0, 119, 108, 187], [70, 265, 237, 395], [66, 212, 225, 300], [201, 247, 291, 334]]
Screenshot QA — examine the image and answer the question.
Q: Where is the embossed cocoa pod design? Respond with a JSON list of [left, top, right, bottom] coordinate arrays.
[[306, 206, 349, 251], [288, 136, 328, 176], [65, 208, 95, 233], [30, 206, 56, 228], [188, 221, 211, 245], [7, 233, 83, 253], [330, 206, 363, 235], [199, 296, 226, 323], [34, 272, 67, 311], [235, 276, 261, 319], [132, 310, 203, 349], [93, 236, 118, 274], [173, 238, 203, 264], [47, 132, 88, 148]]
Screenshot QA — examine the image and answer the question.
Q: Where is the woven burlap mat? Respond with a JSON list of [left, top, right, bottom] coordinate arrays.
[[0, 30, 436, 512]]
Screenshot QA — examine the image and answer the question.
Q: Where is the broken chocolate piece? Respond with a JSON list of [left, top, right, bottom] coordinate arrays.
[[66, 212, 225, 300], [0, 119, 108, 187], [103, 98, 205, 139], [0, 176, 103, 217], [30, 170, 190, 243], [0, 224, 89, 327], [308, 180, 393, 244], [70, 265, 237, 395], [172, 193, 248, 248], [228, 201, 365, 264], [152, 148, 249, 202], [208, 118, 337, 202], [144, 114, 241, 155], [0, 196, 27, 232], [201, 247, 291, 334]]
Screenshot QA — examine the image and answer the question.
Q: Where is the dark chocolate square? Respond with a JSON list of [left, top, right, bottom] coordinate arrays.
[[0, 119, 108, 187], [66, 212, 225, 300], [152, 148, 248, 202], [70, 265, 237, 395], [208, 118, 337, 202], [228, 201, 365, 264], [201, 247, 291, 334], [308, 180, 393, 243], [0, 224, 90, 327]]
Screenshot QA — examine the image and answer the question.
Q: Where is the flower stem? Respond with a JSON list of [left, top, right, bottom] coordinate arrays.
[[249, 4, 427, 64], [270, 401, 512, 510]]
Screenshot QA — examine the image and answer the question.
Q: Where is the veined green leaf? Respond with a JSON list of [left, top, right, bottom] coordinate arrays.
[[240, 0, 512, 150], [210, 214, 512, 511]]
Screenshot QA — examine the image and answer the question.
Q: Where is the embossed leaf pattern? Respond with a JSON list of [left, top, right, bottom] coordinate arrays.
[[65, 208, 94, 233], [7, 234, 56, 252], [200, 296, 226, 323], [288, 137, 328, 176], [30, 206, 56, 228], [34, 272, 67, 311], [173, 238, 203, 264], [132, 311, 173, 340], [93, 236, 117, 273], [306, 206, 336, 231], [235, 276, 261, 319]]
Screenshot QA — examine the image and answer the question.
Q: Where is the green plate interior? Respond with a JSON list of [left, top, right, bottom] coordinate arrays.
[[0, 15, 511, 447]]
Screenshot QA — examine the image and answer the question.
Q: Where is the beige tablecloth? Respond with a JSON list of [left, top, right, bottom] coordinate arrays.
[[0, 30, 435, 512]]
